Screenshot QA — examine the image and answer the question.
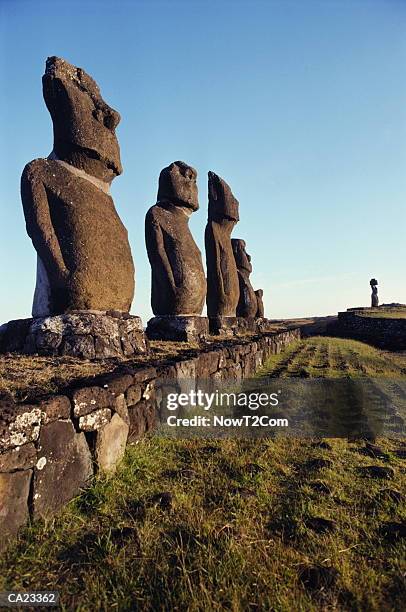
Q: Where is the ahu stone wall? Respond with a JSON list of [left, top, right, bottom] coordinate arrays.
[[328, 310, 406, 350], [0, 328, 300, 551]]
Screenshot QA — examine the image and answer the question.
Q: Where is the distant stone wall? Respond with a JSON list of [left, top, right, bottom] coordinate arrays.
[[328, 310, 406, 350], [0, 328, 300, 551]]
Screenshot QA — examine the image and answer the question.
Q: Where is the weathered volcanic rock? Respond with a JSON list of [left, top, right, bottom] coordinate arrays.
[[0, 443, 36, 472], [95, 413, 129, 473], [145, 161, 206, 315], [0, 470, 32, 551], [0, 312, 148, 358], [205, 172, 240, 317], [21, 56, 135, 315], [255, 289, 265, 318], [33, 420, 93, 518], [208, 316, 259, 336], [146, 315, 209, 342], [0, 403, 42, 452], [232, 239, 257, 318]]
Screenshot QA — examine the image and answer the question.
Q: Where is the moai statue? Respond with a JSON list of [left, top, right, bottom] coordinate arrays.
[[145, 161, 206, 317], [255, 289, 265, 318], [232, 239, 257, 318], [205, 171, 240, 317], [370, 278, 379, 307], [21, 56, 135, 315]]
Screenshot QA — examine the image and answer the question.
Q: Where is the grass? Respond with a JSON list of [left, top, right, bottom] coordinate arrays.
[[257, 336, 406, 379], [357, 310, 406, 319], [1, 337, 405, 610], [1, 437, 405, 611]]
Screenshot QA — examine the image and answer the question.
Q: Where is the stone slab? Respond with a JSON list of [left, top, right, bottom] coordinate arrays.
[[146, 316, 209, 342], [0, 470, 32, 551], [33, 420, 93, 518], [0, 443, 36, 472], [95, 413, 129, 473]]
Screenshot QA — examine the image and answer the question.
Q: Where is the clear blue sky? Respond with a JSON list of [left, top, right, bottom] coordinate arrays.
[[0, 0, 405, 324]]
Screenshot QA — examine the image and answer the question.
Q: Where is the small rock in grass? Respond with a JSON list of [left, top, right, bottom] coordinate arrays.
[[306, 458, 333, 470], [359, 442, 389, 460], [380, 521, 406, 542], [358, 465, 394, 479], [376, 488, 403, 504], [111, 526, 141, 552], [123, 499, 147, 521], [298, 564, 339, 590], [304, 516, 336, 533], [150, 491, 173, 510], [308, 480, 332, 495], [162, 467, 196, 480], [311, 440, 332, 450]]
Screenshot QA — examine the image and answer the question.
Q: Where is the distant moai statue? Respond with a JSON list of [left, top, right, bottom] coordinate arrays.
[[232, 239, 257, 318], [21, 56, 135, 315], [205, 171, 240, 317], [370, 278, 379, 307], [255, 289, 265, 318], [145, 161, 206, 315]]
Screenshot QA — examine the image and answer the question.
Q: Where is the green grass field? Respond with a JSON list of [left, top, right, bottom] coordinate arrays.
[[1, 338, 405, 611], [257, 336, 406, 379], [356, 310, 406, 319]]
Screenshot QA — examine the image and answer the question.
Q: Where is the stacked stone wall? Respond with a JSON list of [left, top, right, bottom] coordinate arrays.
[[0, 328, 300, 550]]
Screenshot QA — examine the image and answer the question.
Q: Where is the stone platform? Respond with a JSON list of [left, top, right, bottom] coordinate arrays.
[[209, 316, 275, 337], [327, 305, 406, 350], [146, 316, 209, 342], [0, 311, 148, 359]]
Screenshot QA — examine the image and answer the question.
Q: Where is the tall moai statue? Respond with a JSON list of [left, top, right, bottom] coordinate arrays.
[[232, 239, 257, 318], [255, 289, 265, 318], [205, 171, 240, 317], [2, 57, 147, 358], [21, 56, 135, 315], [145, 161, 206, 318], [370, 278, 379, 307]]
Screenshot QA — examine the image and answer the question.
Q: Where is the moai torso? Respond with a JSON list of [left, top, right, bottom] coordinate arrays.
[[255, 289, 265, 318], [145, 162, 206, 315], [232, 239, 257, 318], [21, 57, 135, 315], [205, 172, 239, 317]]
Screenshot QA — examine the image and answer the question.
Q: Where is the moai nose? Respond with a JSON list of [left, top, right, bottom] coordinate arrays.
[[103, 107, 120, 130]]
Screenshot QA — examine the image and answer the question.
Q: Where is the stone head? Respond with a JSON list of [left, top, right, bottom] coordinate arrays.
[[42, 56, 122, 182], [370, 278, 378, 287], [157, 161, 199, 211], [255, 289, 263, 299], [232, 239, 252, 274], [208, 171, 239, 223]]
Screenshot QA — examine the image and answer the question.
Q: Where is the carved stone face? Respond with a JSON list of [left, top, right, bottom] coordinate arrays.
[[255, 289, 263, 299], [42, 56, 122, 182], [208, 171, 239, 222], [232, 239, 252, 274], [157, 161, 199, 211]]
